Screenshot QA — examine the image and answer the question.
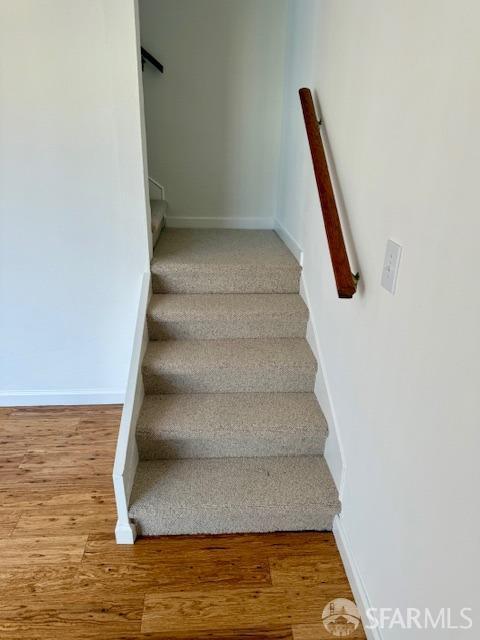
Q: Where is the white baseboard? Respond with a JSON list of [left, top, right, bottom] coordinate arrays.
[[115, 520, 137, 544], [166, 216, 274, 230], [0, 388, 124, 407], [334, 515, 382, 640], [273, 219, 303, 265]]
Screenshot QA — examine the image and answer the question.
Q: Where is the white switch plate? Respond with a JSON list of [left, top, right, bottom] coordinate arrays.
[[381, 239, 402, 294]]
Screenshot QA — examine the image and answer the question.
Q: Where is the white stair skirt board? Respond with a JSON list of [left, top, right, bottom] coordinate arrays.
[[166, 216, 274, 229], [113, 271, 151, 544], [300, 271, 346, 497], [150, 199, 167, 249], [0, 389, 124, 407], [334, 515, 382, 640], [274, 218, 304, 266]]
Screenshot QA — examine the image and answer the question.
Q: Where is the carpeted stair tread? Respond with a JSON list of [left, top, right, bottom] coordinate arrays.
[[151, 229, 301, 293], [129, 455, 340, 535], [136, 392, 327, 459], [150, 200, 167, 248], [147, 293, 308, 340], [142, 338, 317, 394]]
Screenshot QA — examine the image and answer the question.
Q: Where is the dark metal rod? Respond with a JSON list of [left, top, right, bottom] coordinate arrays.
[[141, 47, 164, 73]]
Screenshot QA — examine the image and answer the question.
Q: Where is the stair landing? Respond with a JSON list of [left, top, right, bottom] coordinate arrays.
[[151, 229, 301, 293]]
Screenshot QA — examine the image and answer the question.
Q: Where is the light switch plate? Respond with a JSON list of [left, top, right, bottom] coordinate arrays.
[[381, 239, 402, 294]]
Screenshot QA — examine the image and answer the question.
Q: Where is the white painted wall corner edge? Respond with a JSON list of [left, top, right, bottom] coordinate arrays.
[[334, 515, 383, 640], [113, 271, 151, 544]]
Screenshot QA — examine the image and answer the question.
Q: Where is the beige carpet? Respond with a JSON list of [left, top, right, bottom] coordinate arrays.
[[136, 392, 328, 460], [130, 456, 340, 536], [147, 292, 308, 340], [129, 227, 340, 535], [151, 229, 301, 293]]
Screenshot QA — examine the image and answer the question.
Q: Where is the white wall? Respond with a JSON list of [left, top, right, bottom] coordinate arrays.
[[140, 0, 287, 227], [278, 1, 479, 637], [0, 0, 150, 405]]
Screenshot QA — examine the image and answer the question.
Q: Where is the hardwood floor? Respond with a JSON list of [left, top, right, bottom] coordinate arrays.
[[0, 405, 365, 639]]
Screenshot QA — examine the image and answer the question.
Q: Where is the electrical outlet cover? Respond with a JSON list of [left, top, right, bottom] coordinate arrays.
[[381, 239, 402, 294]]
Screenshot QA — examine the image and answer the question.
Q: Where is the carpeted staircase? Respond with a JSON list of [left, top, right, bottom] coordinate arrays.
[[128, 225, 340, 535]]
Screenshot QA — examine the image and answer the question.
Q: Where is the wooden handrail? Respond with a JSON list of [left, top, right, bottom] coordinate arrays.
[[299, 88, 358, 298]]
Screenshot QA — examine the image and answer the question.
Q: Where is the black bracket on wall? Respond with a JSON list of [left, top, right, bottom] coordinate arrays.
[[141, 47, 164, 73]]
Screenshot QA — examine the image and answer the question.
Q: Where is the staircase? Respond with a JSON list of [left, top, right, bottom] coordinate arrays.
[[128, 226, 340, 535]]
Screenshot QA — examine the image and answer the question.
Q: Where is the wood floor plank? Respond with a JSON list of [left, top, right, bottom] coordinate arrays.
[[0, 405, 120, 453], [82, 533, 272, 592], [293, 622, 366, 639], [134, 628, 294, 639], [20, 447, 114, 472], [84, 531, 334, 565], [13, 506, 117, 536], [0, 535, 87, 566], [0, 416, 80, 433], [0, 594, 143, 639], [0, 475, 114, 490], [83, 533, 270, 565], [0, 487, 114, 511], [76, 554, 271, 593], [0, 566, 79, 598], [269, 554, 350, 587], [0, 507, 21, 537], [0, 428, 118, 453], [142, 584, 355, 634], [1, 404, 122, 419], [0, 453, 25, 471]]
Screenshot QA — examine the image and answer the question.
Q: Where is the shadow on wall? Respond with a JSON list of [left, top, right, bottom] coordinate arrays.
[[139, 0, 288, 224]]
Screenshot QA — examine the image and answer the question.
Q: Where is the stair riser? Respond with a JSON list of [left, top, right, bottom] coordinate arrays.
[[137, 432, 325, 460], [152, 268, 301, 294], [143, 369, 316, 394], [133, 510, 335, 536], [147, 318, 308, 340]]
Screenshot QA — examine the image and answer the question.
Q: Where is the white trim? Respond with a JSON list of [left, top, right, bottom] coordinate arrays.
[[115, 521, 137, 544], [148, 176, 165, 200], [274, 218, 304, 265], [166, 216, 274, 230], [334, 516, 382, 640], [300, 273, 346, 498], [0, 389, 124, 407], [113, 271, 151, 544]]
